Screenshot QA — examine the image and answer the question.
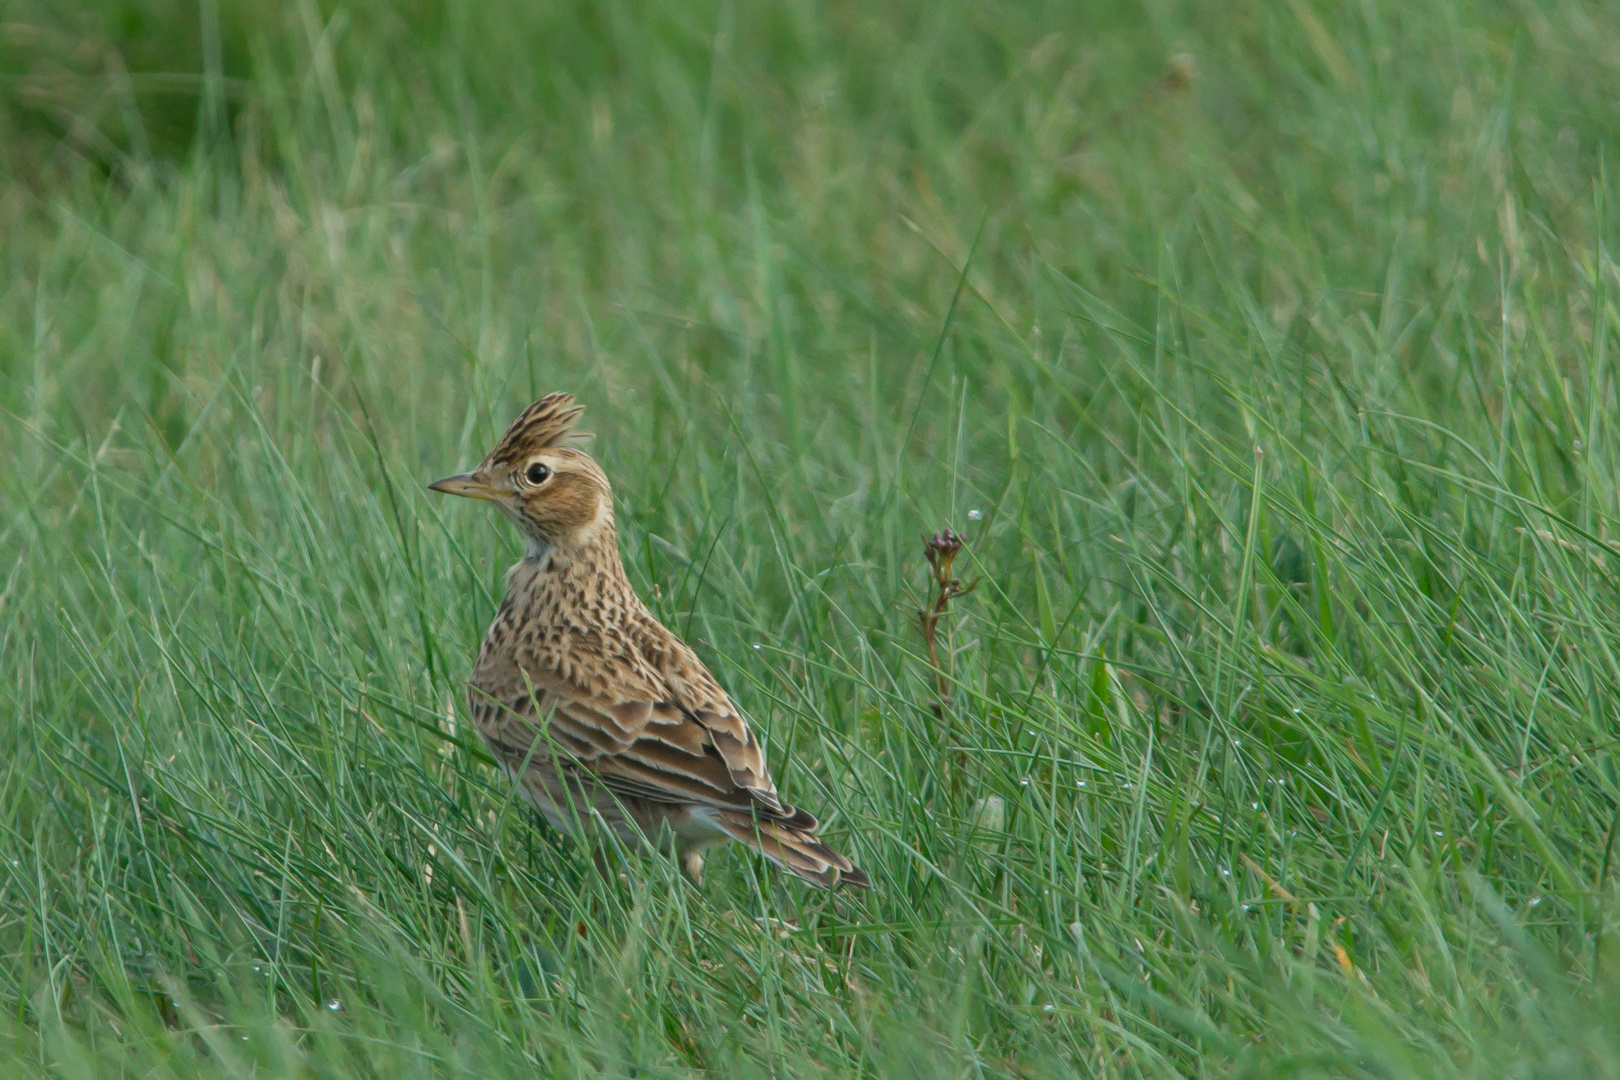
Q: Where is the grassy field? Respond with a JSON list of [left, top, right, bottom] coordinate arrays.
[[4, 0, 1620, 1075]]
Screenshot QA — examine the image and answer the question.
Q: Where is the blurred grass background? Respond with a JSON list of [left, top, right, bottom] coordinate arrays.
[[4, 0, 1620, 1076]]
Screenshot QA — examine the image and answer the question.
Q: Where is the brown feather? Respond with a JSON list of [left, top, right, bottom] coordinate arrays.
[[710, 812, 871, 889], [489, 392, 588, 461]]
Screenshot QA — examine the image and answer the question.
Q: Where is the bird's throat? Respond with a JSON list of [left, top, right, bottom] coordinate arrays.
[[523, 534, 553, 561]]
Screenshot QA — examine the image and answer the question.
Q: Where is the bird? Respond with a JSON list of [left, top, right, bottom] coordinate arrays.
[[429, 393, 869, 889]]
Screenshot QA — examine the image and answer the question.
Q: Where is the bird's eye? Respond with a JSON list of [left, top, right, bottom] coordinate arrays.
[[524, 462, 551, 485]]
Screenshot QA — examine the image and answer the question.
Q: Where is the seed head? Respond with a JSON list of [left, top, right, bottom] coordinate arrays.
[[924, 529, 966, 578]]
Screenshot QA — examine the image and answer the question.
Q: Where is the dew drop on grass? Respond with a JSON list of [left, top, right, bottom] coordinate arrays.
[[1019, 777, 1031, 787], [752, 643, 762, 651], [326, 999, 342, 1011], [968, 509, 983, 521]]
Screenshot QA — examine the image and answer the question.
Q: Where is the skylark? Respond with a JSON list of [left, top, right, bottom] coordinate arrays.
[[430, 393, 868, 889]]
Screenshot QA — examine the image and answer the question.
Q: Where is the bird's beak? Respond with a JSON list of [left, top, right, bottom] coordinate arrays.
[[428, 472, 497, 500]]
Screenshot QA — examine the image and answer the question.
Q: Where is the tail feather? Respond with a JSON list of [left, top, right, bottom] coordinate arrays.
[[713, 811, 870, 889]]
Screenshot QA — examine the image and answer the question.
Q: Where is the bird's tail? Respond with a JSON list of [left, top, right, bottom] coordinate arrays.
[[712, 811, 870, 889]]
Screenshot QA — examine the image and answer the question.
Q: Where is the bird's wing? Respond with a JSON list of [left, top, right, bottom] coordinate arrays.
[[659, 657, 796, 817], [474, 662, 807, 825]]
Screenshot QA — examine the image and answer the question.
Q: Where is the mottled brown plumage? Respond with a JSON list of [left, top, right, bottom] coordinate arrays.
[[430, 393, 868, 889]]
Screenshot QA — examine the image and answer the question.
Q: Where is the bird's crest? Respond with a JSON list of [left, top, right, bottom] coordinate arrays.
[[490, 392, 589, 461]]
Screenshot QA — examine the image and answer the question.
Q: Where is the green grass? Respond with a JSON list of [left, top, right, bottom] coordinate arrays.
[[3, 0, 1620, 1075]]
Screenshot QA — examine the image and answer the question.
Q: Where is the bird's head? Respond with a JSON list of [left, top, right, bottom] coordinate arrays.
[[429, 393, 613, 553]]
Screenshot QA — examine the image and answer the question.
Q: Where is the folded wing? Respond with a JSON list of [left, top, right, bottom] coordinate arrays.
[[475, 664, 815, 828]]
